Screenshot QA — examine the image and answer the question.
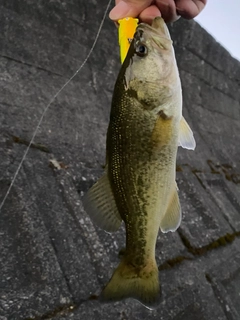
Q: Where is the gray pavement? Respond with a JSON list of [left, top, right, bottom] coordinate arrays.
[[0, 1, 240, 319]]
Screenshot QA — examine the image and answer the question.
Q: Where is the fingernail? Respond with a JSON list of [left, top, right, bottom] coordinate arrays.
[[109, 1, 130, 20]]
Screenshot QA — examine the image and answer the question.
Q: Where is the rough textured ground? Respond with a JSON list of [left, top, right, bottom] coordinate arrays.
[[0, 1, 240, 319]]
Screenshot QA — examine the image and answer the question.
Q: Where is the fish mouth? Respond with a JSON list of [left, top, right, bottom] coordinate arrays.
[[137, 17, 171, 41]]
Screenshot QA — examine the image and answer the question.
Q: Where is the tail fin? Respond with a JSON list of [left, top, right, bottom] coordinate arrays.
[[100, 258, 161, 309]]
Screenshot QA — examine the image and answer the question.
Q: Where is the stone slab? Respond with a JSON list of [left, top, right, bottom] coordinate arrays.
[[177, 167, 232, 249], [196, 172, 240, 232]]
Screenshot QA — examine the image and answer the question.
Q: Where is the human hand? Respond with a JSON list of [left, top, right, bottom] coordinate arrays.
[[109, 0, 207, 24]]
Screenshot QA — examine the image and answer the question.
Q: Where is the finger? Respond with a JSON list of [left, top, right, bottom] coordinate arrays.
[[155, 0, 179, 23], [109, 0, 152, 21], [138, 5, 161, 24], [175, 0, 207, 19]]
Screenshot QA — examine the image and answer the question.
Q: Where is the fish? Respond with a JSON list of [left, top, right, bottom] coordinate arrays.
[[83, 17, 195, 309]]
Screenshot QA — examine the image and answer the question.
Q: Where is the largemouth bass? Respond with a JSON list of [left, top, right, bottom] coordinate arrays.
[[83, 17, 195, 309]]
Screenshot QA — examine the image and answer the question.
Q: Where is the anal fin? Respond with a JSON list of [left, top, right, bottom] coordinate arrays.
[[160, 184, 182, 233], [82, 173, 122, 232]]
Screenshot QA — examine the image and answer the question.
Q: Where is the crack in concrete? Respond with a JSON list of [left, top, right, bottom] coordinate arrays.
[[178, 230, 240, 256], [11, 135, 50, 153], [23, 303, 77, 320], [204, 103, 239, 122], [178, 161, 240, 188], [207, 160, 240, 184], [159, 255, 194, 271], [205, 274, 238, 320], [0, 54, 63, 77], [23, 294, 98, 320], [198, 103, 239, 122], [184, 45, 239, 83], [181, 68, 240, 108], [48, 236, 76, 305], [158, 232, 240, 272]]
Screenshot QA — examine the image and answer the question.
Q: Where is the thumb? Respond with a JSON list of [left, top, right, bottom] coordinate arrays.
[[109, 0, 152, 20]]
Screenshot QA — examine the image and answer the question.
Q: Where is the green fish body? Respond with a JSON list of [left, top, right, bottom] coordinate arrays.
[[83, 17, 195, 309]]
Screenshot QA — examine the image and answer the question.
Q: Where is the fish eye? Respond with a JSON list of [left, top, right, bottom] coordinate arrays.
[[135, 44, 148, 57]]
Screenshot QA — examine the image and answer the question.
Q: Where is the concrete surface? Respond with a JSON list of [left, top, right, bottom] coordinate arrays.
[[0, 1, 240, 319]]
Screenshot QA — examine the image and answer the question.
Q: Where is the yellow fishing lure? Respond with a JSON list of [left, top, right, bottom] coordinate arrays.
[[118, 17, 138, 64]]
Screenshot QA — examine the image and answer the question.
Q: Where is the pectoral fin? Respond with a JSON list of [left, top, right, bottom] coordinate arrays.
[[179, 116, 196, 150], [160, 185, 181, 233], [82, 173, 122, 232]]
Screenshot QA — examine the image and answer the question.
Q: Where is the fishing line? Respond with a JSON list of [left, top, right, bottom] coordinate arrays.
[[0, 0, 113, 212]]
